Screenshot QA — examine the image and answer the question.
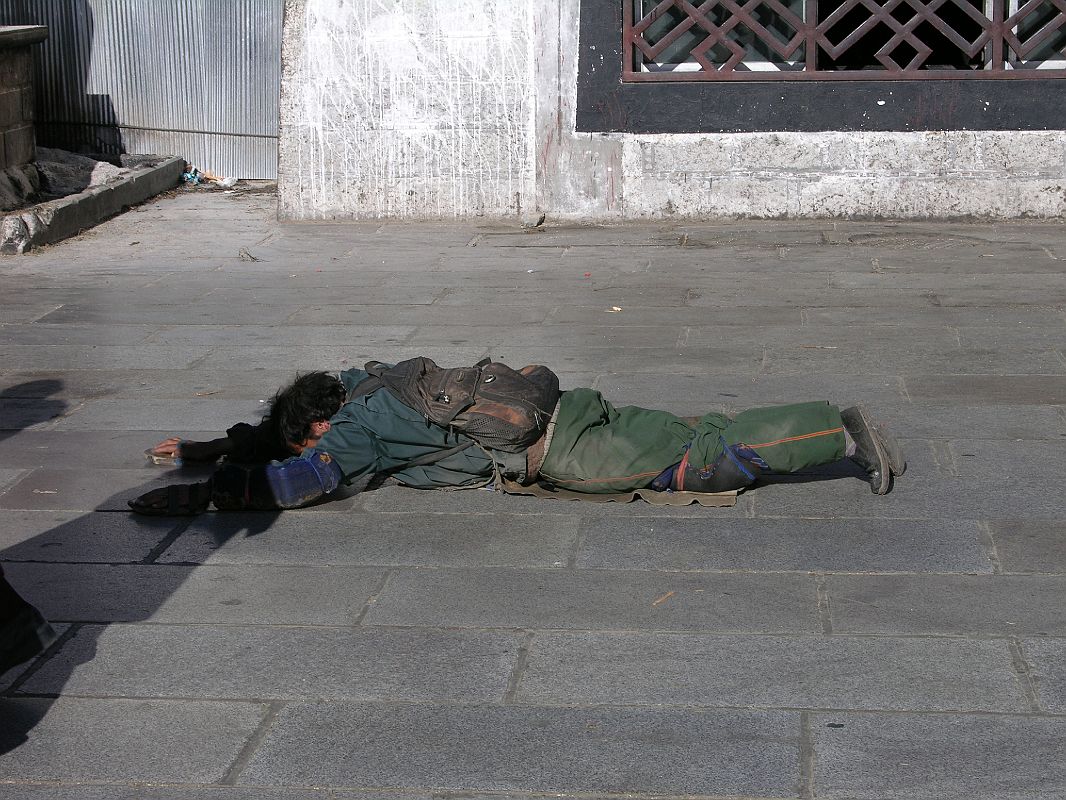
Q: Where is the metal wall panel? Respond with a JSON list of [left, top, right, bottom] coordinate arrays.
[[0, 0, 281, 178]]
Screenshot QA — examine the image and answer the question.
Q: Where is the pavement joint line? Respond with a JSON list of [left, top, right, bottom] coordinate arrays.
[[35, 620, 1066, 642], [502, 630, 534, 703], [141, 517, 196, 564], [798, 711, 815, 800], [352, 569, 395, 626], [975, 520, 1003, 575], [8, 692, 1066, 718], [0, 781, 803, 800], [1, 559, 1050, 578], [814, 575, 833, 635], [565, 527, 583, 570], [1007, 637, 1044, 714], [898, 375, 913, 402], [218, 699, 285, 786], [2, 623, 84, 697]]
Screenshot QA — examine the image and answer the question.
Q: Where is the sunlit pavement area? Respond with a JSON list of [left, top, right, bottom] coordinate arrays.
[[1, 187, 1065, 799]]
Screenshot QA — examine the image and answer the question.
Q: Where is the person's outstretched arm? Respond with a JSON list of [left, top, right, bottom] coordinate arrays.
[[129, 450, 344, 515]]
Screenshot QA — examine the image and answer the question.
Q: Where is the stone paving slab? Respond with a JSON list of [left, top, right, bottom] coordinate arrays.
[[591, 373, 906, 416], [0, 468, 185, 511], [33, 304, 305, 327], [491, 345, 765, 375], [575, 517, 991, 574], [50, 399, 266, 432], [0, 399, 77, 430], [2, 563, 386, 625], [237, 702, 801, 796], [204, 286, 443, 306], [885, 404, 1066, 440], [903, 374, 1066, 405], [0, 345, 213, 371], [550, 303, 807, 326], [0, 430, 223, 469], [0, 468, 26, 495], [2, 192, 1066, 798], [1019, 639, 1066, 713], [21, 624, 521, 702], [365, 568, 821, 633], [359, 482, 757, 518], [804, 305, 1066, 325], [826, 574, 1066, 636], [0, 624, 70, 693], [833, 271, 1066, 290], [0, 323, 157, 345], [810, 712, 1066, 799], [197, 344, 490, 371], [519, 632, 1023, 712], [0, 697, 266, 783], [144, 323, 415, 347], [0, 369, 296, 401], [298, 303, 551, 326], [160, 511, 578, 568], [0, 509, 177, 562], [989, 520, 1066, 574], [0, 788, 343, 800], [0, 302, 63, 323], [750, 476, 1065, 521]]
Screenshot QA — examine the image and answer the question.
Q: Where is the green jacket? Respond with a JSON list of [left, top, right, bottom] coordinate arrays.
[[314, 373, 845, 494], [313, 368, 494, 489]]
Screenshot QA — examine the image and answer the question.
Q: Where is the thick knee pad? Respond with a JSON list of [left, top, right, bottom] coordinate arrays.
[[673, 445, 763, 493]]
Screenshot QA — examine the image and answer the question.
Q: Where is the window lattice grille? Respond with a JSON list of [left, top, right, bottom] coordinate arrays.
[[624, 0, 1066, 79]]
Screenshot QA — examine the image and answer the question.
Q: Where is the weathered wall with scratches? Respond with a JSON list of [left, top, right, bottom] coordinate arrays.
[[279, 0, 534, 220], [618, 131, 1066, 219], [279, 0, 1066, 220]]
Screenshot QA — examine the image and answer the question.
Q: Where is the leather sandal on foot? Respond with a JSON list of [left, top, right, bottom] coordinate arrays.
[[128, 482, 211, 516]]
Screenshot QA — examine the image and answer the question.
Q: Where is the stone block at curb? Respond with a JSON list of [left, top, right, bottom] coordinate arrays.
[[0, 697, 266, 783], [0, 155, 184, 254], [812, 712, 1066, 799], [238, 702, 801, 795]]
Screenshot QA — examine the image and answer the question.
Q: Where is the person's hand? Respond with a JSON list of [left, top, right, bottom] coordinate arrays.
[[128, 482, 212, 516], [149, 437, 183, 457]]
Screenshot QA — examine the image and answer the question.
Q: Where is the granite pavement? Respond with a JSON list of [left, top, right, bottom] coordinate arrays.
[[1, 188, 1065, 799]]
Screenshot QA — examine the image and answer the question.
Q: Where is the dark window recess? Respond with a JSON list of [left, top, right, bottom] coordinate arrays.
[[625, 0, 1066, 80]]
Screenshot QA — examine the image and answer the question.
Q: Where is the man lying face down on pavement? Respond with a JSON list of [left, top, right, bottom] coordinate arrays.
[[128, 357, 905, 516]]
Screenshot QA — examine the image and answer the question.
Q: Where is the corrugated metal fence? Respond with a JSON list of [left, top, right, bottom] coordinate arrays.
[[0, 0, 282, 179]]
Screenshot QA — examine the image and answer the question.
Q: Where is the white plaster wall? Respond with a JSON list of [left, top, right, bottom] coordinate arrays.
[[278, 0, 1066, 221], [278, 0, 534, 220]]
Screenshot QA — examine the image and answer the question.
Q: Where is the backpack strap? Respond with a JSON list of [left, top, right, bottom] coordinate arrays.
[[395, 440, 475, 470], [347, 361, 390, 402]]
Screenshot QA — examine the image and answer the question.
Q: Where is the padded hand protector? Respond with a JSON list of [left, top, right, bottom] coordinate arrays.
[[211, 452, 343, 511], [211, 464, 278, 511]]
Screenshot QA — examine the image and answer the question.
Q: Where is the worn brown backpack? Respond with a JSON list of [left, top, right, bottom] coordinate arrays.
[[350, 357, 560, 452]]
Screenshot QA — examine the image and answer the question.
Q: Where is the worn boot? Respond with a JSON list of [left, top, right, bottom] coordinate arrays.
[[841, 405, 905, 495]]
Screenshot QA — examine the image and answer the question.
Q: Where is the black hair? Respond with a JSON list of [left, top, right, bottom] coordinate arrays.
[[268, 372, 346, 446]]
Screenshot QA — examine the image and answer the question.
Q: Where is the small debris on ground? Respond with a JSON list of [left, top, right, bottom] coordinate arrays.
[[651, 590, 676, 607], [182, 164, 238, 189], [239, 248, 263, 262]]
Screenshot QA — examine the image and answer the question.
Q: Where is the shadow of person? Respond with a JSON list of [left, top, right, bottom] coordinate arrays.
[[0, 461, 280, 755], [0, 380, 67, 445]]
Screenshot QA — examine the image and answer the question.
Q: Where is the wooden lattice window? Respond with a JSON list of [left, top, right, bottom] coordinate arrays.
[[624, 0, 1066, 79]]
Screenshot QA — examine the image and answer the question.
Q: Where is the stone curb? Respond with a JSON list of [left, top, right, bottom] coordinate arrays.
[[0, 155, 185, 254]]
